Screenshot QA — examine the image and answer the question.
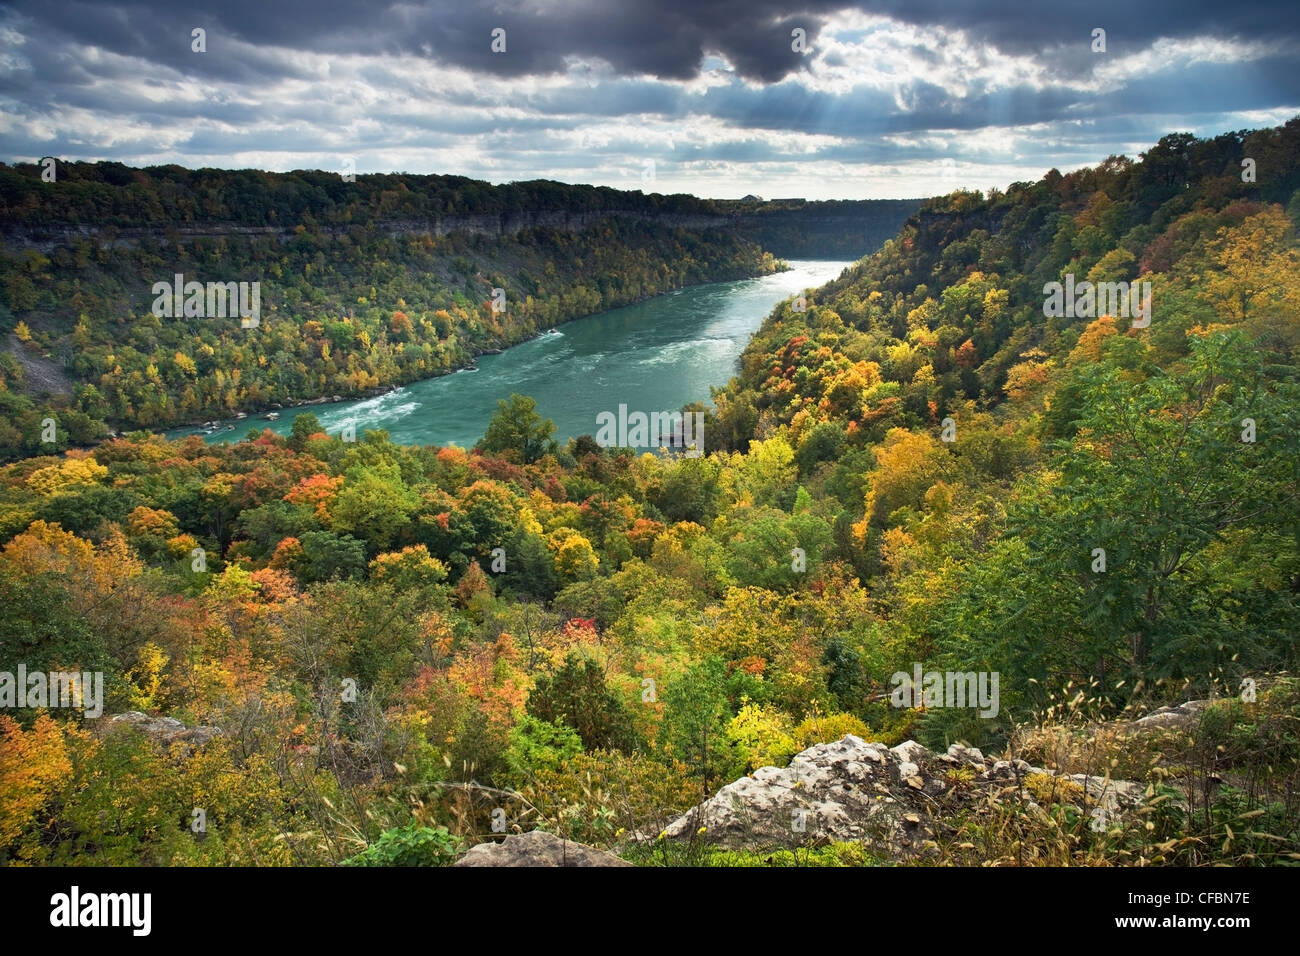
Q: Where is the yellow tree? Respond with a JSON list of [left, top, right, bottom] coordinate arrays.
[[549, 528, 600, 583], [1200, 208, 1300, 324], [26, 455, 109, 496], [0, 714, 76, 850], [859, 427, 952, 531]]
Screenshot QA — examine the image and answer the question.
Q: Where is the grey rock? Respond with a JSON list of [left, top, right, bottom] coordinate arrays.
[[1068, 774, 1144, 810], [654, 699, 1200, 859], [662, 730, 1149, 860], [890, 739, 929, 763], [107, 711, 222, 748], [1129, 699, 1212, 732], [454, 831, 631, 867], [662, 735, 943, 857]]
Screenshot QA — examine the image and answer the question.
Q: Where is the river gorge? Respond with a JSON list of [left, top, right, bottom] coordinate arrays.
[[171, 259, 851, 449]]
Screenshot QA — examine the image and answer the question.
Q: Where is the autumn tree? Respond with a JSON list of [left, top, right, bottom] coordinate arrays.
[[478, 394, 557, 464], [0, 714, 75, 856], [526, 653, 639, 752]]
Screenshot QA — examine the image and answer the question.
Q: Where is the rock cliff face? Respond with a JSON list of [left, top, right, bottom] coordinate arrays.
[[0, 210, 735, 251], [659, 734, 1144, 859], [1, 202, 921, 256], [382, 210, 733, 238]]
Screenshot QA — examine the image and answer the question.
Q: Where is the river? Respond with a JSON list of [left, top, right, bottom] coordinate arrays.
[[171, 259, 851, 449]]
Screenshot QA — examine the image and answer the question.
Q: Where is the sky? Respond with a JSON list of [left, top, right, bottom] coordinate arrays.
[[1, 1, 1298, 200]]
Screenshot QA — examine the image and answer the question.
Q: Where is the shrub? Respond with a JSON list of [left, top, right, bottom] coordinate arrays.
[[792, 711, 871, 749], [504, 715, 584, 783], [339, 821, 461, 867], [728, 702, 798, 770], [1022, 772, 1085, 806], [522, 751, 697, 849]]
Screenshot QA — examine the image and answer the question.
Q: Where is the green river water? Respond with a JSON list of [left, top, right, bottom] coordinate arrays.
[[171, 260, 851, 449]]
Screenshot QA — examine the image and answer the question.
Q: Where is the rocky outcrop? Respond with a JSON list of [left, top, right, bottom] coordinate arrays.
[[1124, 699, 1212, 732], [454, 831, 631, 867], [106, 711, 222, 748], [660, 734, 1143, 859]]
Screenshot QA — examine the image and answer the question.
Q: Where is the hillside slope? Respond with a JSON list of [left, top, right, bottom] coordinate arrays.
[[0, 163, 916, 458]]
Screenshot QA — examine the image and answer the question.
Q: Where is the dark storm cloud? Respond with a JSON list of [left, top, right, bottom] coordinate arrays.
[[2, 0, 840, 83], [6, 1, 1299, 84], [861, 1, 1300, 58], [687, 48, 1300, 139]]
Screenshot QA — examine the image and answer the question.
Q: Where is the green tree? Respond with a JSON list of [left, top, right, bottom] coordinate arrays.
[[654, 456, 722, 525], [295, 531, 367, 583], [526, 653, 639, 752], [661, 656, 745, 795], [0, 569, 110, 721], [944, 331, 1300, 711], [478, 394, 557, 464], [290, 412, 324, 446], [329, 463, 419, 553]]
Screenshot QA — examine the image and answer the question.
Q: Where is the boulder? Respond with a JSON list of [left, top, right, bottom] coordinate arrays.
[[454, 831, 631, 867], [1127, 699, 1211, 732], [661, 733, 1143, 859]]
